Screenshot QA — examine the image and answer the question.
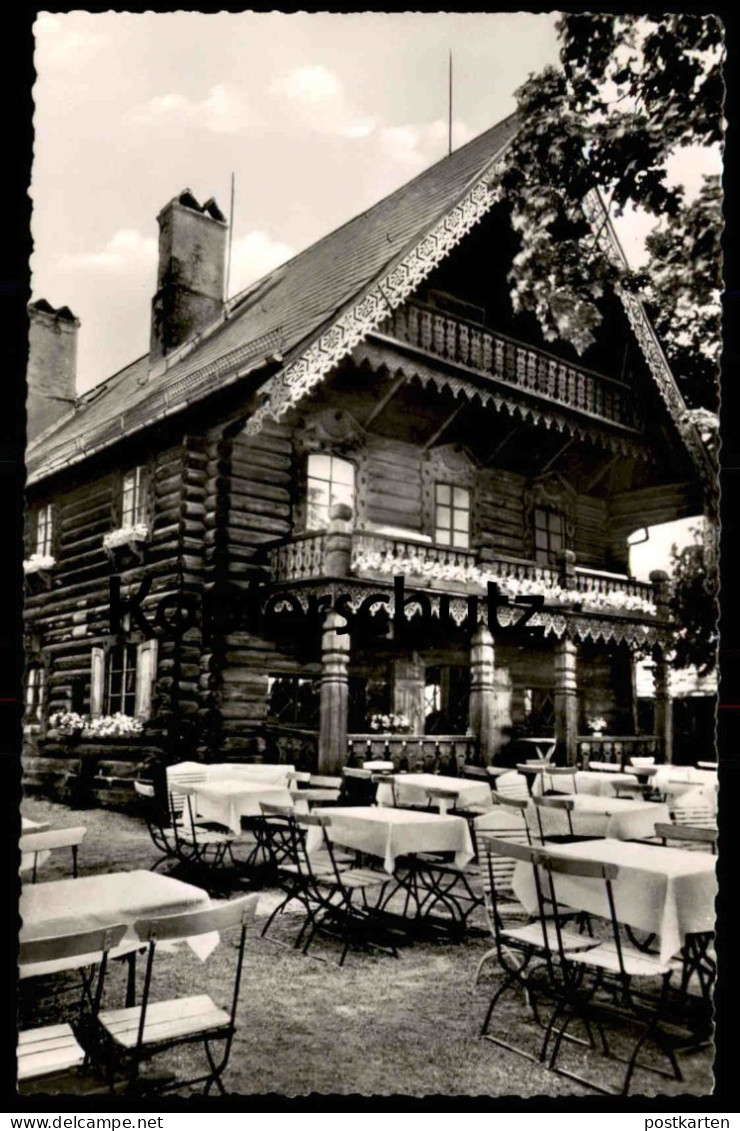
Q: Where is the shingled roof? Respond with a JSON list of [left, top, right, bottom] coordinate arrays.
[[27, 108, 712, 489], [27, 113, 520, 484]]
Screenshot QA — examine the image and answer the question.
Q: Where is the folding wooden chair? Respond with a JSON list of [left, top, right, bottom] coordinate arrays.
[[338, 767, 378, 806], [18, 923, 128, 1094], [478, 838, 598, 1061], [19, 826, 87, 882], [541, 765, 579, 795], [538, 853, 685, 1096], [97, 894, 259, 1096], [654, 822, 718, 853], [531, 796, 596, 845], [294, 814, 396, 966], [492, 770, 530, 800]]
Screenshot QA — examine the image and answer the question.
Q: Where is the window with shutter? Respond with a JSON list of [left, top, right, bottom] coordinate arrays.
[[90, 647, 106, 718], [134, 639, 158, 719]]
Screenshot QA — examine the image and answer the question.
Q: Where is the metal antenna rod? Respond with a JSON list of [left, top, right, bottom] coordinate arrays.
[[225, 171, 235, 299], [448, 51, 453, 156]]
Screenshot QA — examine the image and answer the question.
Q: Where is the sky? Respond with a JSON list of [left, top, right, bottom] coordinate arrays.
[[31, 11, 717, 574]]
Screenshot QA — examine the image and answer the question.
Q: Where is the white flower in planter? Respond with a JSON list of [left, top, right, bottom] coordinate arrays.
[[102, 523, 150, 551], [24, 553, 56, 574]]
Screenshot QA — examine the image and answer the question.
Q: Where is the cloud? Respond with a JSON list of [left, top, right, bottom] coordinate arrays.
[[58, 229, 157, 274], [127, 84, 260, 135], [229, 230, 296, 295], [270, 64, 375, 138], [34, 13, 104, 67]]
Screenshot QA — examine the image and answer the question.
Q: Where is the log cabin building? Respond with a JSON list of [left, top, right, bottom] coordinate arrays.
[[23, 113, 715, 805]]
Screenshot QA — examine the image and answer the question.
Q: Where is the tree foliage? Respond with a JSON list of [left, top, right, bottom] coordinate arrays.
[[504, 14, 724, 410], [668, 525, 719, 675]]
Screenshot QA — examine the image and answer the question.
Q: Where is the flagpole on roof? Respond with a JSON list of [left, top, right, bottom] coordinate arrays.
[[226, 171, 235, 299]]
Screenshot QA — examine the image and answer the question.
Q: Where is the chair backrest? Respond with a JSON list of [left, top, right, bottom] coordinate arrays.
[[492, 792, 529, 812], [19, 826, 86, 854], [462, 764, 489, 782], [167, 763, 208, 817], [19, 922, 128, 967], [134, 780, 156, 799], [133, 892, 259, 944], [20, 826, 87, 882], [339, 767, 377, 806], [654, 822, 718, 852], [539, 850, 626, 972], [481, 836, 552, 969], [310, 775, 342, 790], [132, 894, 259, 1053], [533, 795, 575, 811], [493, 771, 530, 801]]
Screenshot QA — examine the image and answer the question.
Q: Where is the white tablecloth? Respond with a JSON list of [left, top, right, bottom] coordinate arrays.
[[193, 780, 294, 834], [19, 871, 215, 973], [540, 770, 642, 798], [526, 795, 671, 841], [206, 763, 295, 786], [652, 767, 718, 814], [376, 774, 492, 813], [513, 839, 716, 963], [307, 806, 474, 873]]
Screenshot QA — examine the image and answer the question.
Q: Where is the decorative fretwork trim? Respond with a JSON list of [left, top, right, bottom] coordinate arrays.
[[354, 343, 649, 461], [245, 160, 508, 436], [581, 189, 714, 486], [266, 581, 668, 648]]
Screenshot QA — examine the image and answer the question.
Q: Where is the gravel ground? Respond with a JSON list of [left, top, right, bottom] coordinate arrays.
[[19, 796, 714, 1099]]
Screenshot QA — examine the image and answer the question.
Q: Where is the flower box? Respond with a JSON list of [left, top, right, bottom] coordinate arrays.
[[102, 523, 150, 564]]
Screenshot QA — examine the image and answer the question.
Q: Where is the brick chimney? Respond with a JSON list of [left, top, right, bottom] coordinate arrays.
[[150, 189, 227, 363], [27, 299, 79, 441]]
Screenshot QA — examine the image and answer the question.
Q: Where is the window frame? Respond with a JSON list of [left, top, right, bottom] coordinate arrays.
[[24, 663, 48, 730], [120, 464, 148, 529], [533, 506, 566, 566], [305, 452, 356, 532], [434, 482, 471, 549]]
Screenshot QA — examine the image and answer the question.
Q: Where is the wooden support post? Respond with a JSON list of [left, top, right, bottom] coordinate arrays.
[[324, 503, 353, 577], [390, 655, 425, 736], [469, 626, 497, 763], [318, 610, 350, 773], [554, 636, 579, 765], [650, 570, 674, 764]]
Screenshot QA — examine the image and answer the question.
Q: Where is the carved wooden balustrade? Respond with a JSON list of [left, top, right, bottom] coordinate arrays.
[[347, 733, 478, 773], [266, 530, 658, 618], [376, 299, 640, 429], [578, 735, 662, 769]]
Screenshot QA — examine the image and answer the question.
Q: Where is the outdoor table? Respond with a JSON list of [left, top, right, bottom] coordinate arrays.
[[191, 779, 294, 835], [308, 806, 478, 938], [206, 763, 295, 786], [20, 817, 51, 874], [517, 737, 556, 761], [363, 760, 395, 772], [540, 769, 642, 799], [525, 794, 672, 841], [512, 838, 716, 965], [307, 805, 474, 873], [652, 766, 718, 815], [375, 773, 492, 814], [20, 871, 214, 1002]]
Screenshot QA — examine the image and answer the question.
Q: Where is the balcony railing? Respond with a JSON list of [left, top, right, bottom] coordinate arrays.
[[374, 300, 639, 429], [347, 733, 477, 773], [266, 530, 658, 618]]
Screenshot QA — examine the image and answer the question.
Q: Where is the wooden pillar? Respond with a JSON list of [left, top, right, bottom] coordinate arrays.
[[650, 570, 674, 764], [318, 609, 350, 773], [652, 649, 673, 764], [469, 626, 497, 763], [324, 502, 353, 577], [390, 655, 425, 735], [554, 636, 578, 765]]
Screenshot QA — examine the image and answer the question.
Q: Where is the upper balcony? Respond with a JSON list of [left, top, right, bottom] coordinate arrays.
[[371, 300, 641, 431], [265, 528, 661, 621]]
